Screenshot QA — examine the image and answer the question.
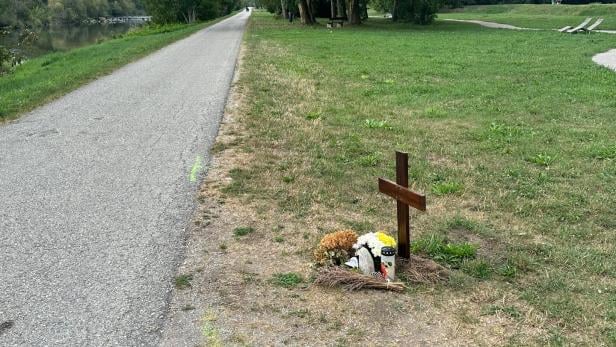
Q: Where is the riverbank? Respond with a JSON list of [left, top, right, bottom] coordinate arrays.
[[0, 13, 235, 121], [1, 23, 139, 59]]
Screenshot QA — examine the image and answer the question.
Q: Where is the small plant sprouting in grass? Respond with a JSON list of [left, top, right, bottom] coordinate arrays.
[[305, 111, 322, 120], [270, 272, 303, 288], [175, 274, 193, 289], [411, 234, 476, 267], [446, 215, 478, 232], [358, 153, 381, 167], [432, 181, 463, 196], [528, 153, 555, 167], [282, 175, 294, 183], [498, 263, 518, 279], [424, 106, 447, 118], [364, 119, 392, 129], [589, 144, 616, 160], [274, 236, 285, 243], [489, 122, 520, 137], [462, 259, 492, 279], [221, 168, 251, 195], [506, 168, 523, 178], [233, 226, 254, 237]]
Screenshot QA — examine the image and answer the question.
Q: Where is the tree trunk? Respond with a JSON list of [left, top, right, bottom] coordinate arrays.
[[330, 0, 335, 18], [337, 0, 345, 19], [281, 0, 288, 19], [392, 0, 399, 21], [307, 0, 317, 23], [360, 0, 368, 20], [347, 0, 361, 24], [182, 6, 197, 23], [298, 0, 314, 24]]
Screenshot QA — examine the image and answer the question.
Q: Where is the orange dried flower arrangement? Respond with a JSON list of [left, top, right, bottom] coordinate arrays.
[[314, 230, 358, 266]]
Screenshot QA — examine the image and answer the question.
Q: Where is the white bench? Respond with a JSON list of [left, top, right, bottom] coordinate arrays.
[[566, 17, 593, 33], [584, 18, 604, 32]]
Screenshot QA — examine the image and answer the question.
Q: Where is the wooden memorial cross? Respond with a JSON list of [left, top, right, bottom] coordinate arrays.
[[378, 151, 426, 259]]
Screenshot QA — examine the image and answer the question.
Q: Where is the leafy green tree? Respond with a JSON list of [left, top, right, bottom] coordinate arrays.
[[396, 0, 441, 24], [0, 0, 51, 27], [143, 0, 238, 23]]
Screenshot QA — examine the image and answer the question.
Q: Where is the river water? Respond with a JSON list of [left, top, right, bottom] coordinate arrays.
[[1, 20, 147, 59]]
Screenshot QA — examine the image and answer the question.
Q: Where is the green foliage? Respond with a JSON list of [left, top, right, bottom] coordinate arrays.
[[431, 181, 463, 195], [358, 152, 381, 167], [305, 111, 322, 120], [527, 153, 555, 167], [588, 144, 616, 160], [233, 226, 255, 236], [498, 262, 518, 278], [260, 0, 296, 15], [174, 274, 193, 289], [364, 119, 392, 129], [0, 0, 146, 27], [0, 0, 50, 27], [0, 29, 38, 74], [411, 234, 477, 267], [370, 0, 394, 13], [461, 259, 492, 278], [270, 272, 303, 288], [143, 0, 239, 24]]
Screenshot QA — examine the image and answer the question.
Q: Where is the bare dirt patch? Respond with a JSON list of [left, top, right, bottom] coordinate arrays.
[[593, 48, 616, 72]]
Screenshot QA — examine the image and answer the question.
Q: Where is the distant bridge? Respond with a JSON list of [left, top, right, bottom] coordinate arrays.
[[115, 16, 152, 21], [97, 16, 152, 24]]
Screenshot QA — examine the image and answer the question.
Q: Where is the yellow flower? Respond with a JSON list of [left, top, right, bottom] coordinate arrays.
[[375, 231, 396, 247]]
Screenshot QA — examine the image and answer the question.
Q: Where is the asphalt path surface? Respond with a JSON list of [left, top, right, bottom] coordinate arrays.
[[0, 10, 249, 346]]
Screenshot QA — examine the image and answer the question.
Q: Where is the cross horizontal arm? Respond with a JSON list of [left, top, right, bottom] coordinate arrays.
[[378, 178, 426, 211]]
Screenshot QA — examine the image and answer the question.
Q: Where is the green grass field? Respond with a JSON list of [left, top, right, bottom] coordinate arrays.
[[439, 4, 616, 29], [0, 15, 234, 121], [225, 12, 616, 344]]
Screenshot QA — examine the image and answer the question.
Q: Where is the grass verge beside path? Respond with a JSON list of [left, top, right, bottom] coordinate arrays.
[[0, 13, 236, 121], [439, 4, 616, 29], [205, 11, 615, 345]]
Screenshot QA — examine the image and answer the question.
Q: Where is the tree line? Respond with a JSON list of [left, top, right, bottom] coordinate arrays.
[[259, 0, 441, 24], [0, 0, 146, 27], [142, 0, 243, 24]]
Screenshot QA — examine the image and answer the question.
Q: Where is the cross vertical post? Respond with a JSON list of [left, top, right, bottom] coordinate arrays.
[[395, 151, 410, 258], [378, 151, 426, 260]]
